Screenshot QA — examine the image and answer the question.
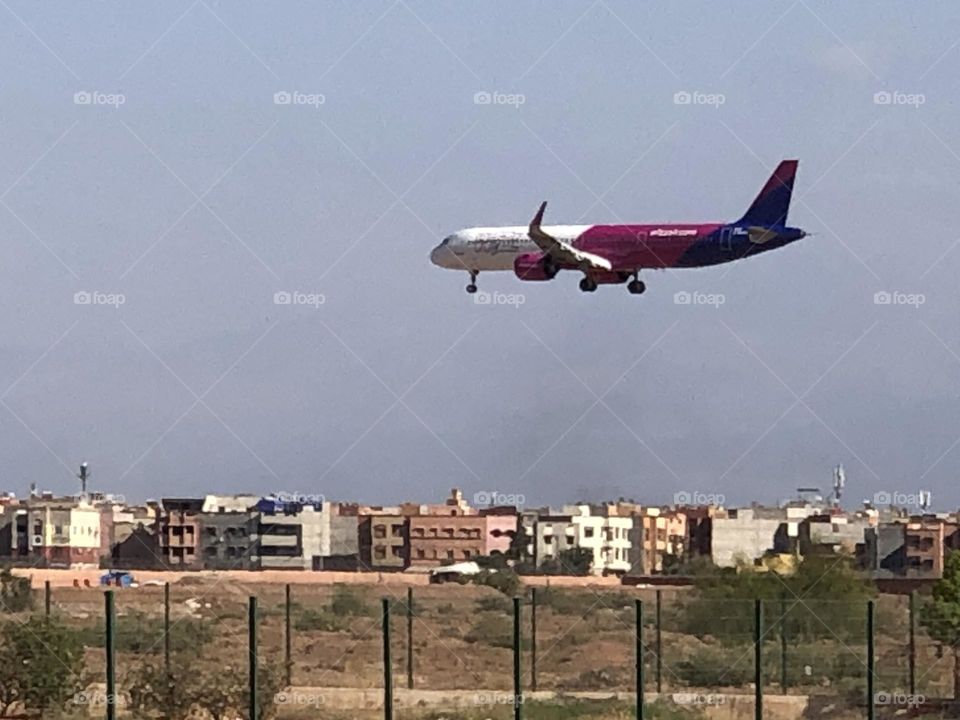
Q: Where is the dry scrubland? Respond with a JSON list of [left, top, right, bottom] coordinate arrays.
[[6, 573, 954, 719]]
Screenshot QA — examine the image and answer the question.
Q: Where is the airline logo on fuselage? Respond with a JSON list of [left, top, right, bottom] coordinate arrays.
[[649, 228, 698, 237]]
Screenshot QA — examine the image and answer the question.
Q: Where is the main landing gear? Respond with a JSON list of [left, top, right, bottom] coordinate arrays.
[[579, 276, 598, 292], [466, 271, 478, 294]]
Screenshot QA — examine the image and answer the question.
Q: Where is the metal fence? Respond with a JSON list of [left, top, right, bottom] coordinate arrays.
[[2, 580, 958, 719]]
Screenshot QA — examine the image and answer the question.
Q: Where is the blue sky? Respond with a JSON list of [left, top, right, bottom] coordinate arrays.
[[2, 1, 959, 510]]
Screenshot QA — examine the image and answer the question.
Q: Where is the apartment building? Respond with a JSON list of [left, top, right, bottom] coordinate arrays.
[[627, 508, 687, 574], [533, 506, 632, 575], [359, 514, 408, 569], [158, 498, 203, 568], [253, 498, 359, 570], [27, 496, 103, 567], [407, 512, 517, 567]]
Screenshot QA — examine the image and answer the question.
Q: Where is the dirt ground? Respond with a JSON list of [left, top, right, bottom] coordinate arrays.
[[13, 573, 950, 719]]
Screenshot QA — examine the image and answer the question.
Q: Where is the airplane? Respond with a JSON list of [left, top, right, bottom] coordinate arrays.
[[430, 160, 806, 295]]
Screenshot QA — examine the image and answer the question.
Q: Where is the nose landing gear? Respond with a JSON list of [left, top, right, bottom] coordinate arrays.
[[466, 271, 478, 294], [627, 273, 645, 295]]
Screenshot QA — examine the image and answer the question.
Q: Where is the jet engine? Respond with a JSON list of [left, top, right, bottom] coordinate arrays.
[[513, 253, 559, 281]]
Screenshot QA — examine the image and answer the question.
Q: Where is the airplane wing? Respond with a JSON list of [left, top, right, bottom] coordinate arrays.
[[529, 201, 612, 271]]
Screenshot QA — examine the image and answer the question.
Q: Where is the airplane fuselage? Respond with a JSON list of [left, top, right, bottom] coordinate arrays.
[[430, 160, 805, 295], [431, 222, 805, 273]]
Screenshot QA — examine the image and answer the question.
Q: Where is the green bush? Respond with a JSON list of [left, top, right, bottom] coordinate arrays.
[[79, 611, 211, 654], [469, 569, 522, 597], [675, 644, 755, 687], [0, 617, 85, 718], [475, 594, 513, 614], [0, 567, 32, 613], [294, 608, 348, 632], [464, 614, 514, 648], [330, 585, 371, 617]]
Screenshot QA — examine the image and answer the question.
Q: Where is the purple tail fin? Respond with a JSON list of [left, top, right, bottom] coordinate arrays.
[[737, 160, 798, 226]]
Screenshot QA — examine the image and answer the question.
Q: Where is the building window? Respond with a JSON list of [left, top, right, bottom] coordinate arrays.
[[544, 536, 553, 545], [417, 549, 425, 558], [374, 525, 386, 539], [463, 550, 471, 559], [446, 550, 454, 559], [374, 547, 386, 560], [392, 525, 404, 538], [584, 527, 594, 538]]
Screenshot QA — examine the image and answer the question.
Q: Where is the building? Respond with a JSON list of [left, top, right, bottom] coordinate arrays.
[[407, 512, 517, 567], [359, 514, 408, 570], [863, 516, 960, 579], [200, 510, 258, 570], [27, 496, 103, 567], [709, 503, 828, 568], [533, 506, 632, 575], [628, 508, 687, 574], [252, 498, 360, 570], [158, 498, 204, 569]]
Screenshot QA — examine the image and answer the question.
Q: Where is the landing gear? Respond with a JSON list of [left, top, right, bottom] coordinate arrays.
[[627, 279, 646, 295], [466, 271, 478, 294], [579, 276, 598, 293]]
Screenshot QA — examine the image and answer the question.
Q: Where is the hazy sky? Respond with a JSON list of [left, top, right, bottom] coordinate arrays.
[[2, 1, 959, 510]]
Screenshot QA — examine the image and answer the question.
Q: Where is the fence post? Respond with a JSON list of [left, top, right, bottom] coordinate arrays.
[[908, 591, 916, 697], [406, 587, 414, 690], [531, 587, 538, 693], [285, 584, 292, 687], [44, 580, 51, 617], [249, 596, 258, 720], [754, 599, 763, 720], [867, 600, 875, 720], [513, 596, 523, 720], [105, 590, 116, 720], [163, 582, 171, 677], [655, 589, 662, 694], [780, 595, 788, 692], [382, 598, 393, 720], [636, 599, 644, 720]]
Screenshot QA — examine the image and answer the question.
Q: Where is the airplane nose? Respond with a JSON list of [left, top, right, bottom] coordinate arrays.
[[430, 237, 454, 267]]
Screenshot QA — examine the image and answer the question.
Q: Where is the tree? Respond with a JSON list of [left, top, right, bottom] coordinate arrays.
[[0, 616, 85, 717], [679, 554, 874, 643], [921, 550, 960, 699]]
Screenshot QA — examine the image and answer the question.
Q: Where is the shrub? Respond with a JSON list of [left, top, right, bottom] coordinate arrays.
[[0, 617, 85, 718], [294, 608, 348, 632], [475, 594, 513, 614], [0, 568, 32, 613], [78, 611, 211, 654], [464, 614, 514, 648], [330, 585, 371, 617]]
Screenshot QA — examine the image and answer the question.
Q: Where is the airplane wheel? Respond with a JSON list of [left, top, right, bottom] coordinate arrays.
[[466, 283, 477, 294], [627, 280, 646, 295], [579, 277, 597, 293]]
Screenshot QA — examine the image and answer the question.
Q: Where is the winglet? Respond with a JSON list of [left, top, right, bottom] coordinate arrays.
[[530, 201, 547, 233]]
